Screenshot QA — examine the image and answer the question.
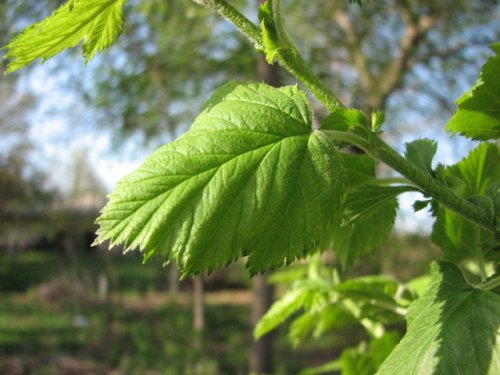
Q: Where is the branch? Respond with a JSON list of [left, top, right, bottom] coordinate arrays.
[[334, 9, 372, 93], [193, 0, 343, 111], [322, 129, 495, 233], [375, 8, 438, 109], [193, 0, 262, 48]]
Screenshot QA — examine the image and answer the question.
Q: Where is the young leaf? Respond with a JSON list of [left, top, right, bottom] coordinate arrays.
[[371, 110, 386, 132], [432, 143, 500, 263], [446, 43, 500, 140], [320, 109, 368, 133], [95, 82, 346, 276], [258, 1, 281, 63], [3, 0, 127, 73], [329, 185, 416, 267], [254, 287, 311, 339], [447, 142, 500, 197], [376, 262, 500, 375], [404, 138, 437, 177]]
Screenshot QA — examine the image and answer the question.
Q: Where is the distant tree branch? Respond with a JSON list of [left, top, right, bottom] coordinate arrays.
[[374, 8, 438, 111]]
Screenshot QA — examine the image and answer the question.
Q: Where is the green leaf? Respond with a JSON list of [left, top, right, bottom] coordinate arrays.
[[404, 138, 437, 177], [320, 109, 368, 133], [300, 332, 400, 375], [376, 262, 500, 375], [3, 0, 127, 73], [96, 82, 345, 275], [447, 142, 500, 197], [254, 287, 310, 339], [446, 43, 500, 140], [329, 185, 416, 267], [432, 143, 500, 262], [371, 110, 386, 132], [342, 185, 416, 225], [335, 276, 399, 304], [338, 154, 376, 187], [334, 276, 406, 324], [258, 1, 280, 63]]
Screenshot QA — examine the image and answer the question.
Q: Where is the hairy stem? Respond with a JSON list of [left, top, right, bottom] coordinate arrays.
[[193, 0, 262, 47], [195, 0, 494, 233], [323, 130, 494, 233], [193, 0, 343, 111]]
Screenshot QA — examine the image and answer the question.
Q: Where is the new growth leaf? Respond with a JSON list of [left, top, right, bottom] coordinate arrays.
[[3, 0, 127, 73], [447, 43, 500, 140]]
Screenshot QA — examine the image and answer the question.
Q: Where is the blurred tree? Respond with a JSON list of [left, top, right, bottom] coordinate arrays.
[[79, 0, 257, 145], [65, 149, 107, 209], [0, 0, 60, 214], [65, 0, 500, 144], [285, 0, 499, 129]]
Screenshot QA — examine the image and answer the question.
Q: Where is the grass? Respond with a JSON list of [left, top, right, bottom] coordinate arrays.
[[0, 234, 438, 374]]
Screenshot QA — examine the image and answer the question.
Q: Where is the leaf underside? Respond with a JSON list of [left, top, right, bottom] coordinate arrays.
[[96, 82, 345, 276], [3, 0, 127, 73], [376, 262, 500, 375]]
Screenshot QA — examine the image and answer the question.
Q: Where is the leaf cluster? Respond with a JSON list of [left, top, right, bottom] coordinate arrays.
[[2, 1, 500, 374]]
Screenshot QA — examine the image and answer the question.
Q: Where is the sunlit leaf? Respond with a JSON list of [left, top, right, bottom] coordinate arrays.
[[4, 0, 127, 72], [377, 262, 500, 375], [447, 43, 500, 140], [96, 82, 346, 275]]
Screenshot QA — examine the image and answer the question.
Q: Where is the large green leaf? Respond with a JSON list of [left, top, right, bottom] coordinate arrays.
[[4, 0, 127, 73], [377, 262, 500, 375], [95, 82, 345, 275], [446, 43, 500, 140]]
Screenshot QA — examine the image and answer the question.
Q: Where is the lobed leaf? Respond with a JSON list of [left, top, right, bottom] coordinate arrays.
[[3, 0, 127, 73], [96, 82, 346, 276], [446, 43, 500, 140], [376, 262, 500, 375]]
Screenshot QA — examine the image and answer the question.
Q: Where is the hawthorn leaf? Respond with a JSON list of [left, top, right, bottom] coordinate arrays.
[[446, 43, 500, 140], [404, 138, 437, 177], [96, 82, 345, 276], [376, 262, 500, 375], [3, 0, 127, 73]]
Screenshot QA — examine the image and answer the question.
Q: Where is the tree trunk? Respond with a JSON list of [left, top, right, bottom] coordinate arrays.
[[192, 275, 205, 374], [250, 272, 275, 374]]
